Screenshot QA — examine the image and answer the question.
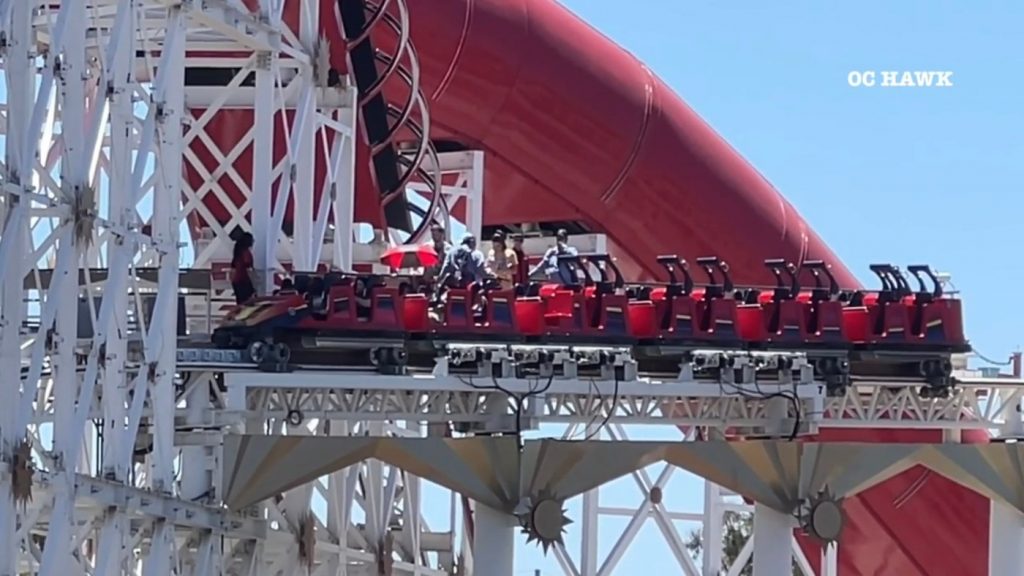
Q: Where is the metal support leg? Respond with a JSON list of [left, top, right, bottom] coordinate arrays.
[[332, 96, 358, 272], [991, 388, 1024, 575], [701, 481, 724, 576], [0, 1, 35, 572], [821, 543, 838, 576], [753, 396, 792, 576], [473, 503, 515, 576], [40, 0, 88, 571], [92, 3, 137, 572], [579, 422, 600, 575], [251, 46, 277, 294], [289, 0, 318, 270], [752, 503, 792, 576], [182, 377, 218, 574], [989, 503, 1024, 575]]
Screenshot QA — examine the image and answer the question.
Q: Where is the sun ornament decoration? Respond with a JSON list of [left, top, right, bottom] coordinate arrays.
[[797, 486, 845, 545], [516, 492, 572, 552]]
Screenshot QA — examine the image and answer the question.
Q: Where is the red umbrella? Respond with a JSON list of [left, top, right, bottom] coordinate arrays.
[[380, 244, 440, 269]]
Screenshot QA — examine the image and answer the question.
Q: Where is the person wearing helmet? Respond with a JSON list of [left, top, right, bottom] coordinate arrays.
[[529, 228, 578, 283]]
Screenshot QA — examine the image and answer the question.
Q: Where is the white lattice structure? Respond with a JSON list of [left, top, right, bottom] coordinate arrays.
[[1, 2, 1023, 576]]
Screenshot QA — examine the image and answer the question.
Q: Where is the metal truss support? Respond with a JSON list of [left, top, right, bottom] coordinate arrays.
[[219, 364, 825, 434], [184, 2, 358, 283], [212, 365, 1024, 575], [546, 420, 839, 576], [353, 149, 486, 267], [223, 386, 458, 575], [0, 0, 354, 574], [570, 423, 700, 576], [408, 150, 485, 242]]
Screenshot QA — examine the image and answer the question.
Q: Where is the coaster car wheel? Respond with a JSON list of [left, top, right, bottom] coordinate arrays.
[[247, 341, 268, 364], [271, 342, 292, 365]]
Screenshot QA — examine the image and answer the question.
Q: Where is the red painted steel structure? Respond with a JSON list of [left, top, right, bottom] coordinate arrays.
[[185, 1, 988, 573]]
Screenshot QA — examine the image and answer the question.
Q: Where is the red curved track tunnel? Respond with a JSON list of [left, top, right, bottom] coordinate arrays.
[[183, 1, 989, 573]]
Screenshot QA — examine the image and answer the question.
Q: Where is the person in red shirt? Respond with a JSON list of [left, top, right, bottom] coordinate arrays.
[[231, 232, 256, 304]]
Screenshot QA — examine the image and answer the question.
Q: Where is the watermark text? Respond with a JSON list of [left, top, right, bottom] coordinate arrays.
[[847, 70, 954, 88]]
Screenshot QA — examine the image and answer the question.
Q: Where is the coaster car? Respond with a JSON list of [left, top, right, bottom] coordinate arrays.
[[458, 253, 639, 342], [551, 254, 636, 340], [433, 277, 525, 339], [735, 259, 847, 347], [841, 263, 967, 351], [209, 257, 969, 369], [631, 255, 742, 345], [211, 272, 429, 351]]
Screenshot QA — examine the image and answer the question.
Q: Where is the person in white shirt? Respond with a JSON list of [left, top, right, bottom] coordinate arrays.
[[529, 228, 578, 283]]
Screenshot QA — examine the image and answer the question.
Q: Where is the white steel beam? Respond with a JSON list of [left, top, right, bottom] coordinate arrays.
[[288, 0, 318, 270], [701, 482, 725, 576], [0, 1, 36, 572], [989, 380, 1024, 575], [183, 85, 356, 109], [820, 543, 838, 576], [579, 459, 599, 576], [20, 470, 267, 539], [93, 2, 139, 573], [332, 96, 358, 272], [144, 8, 189, 575], [251, 47, 277, 294], [39, 0, 89, 571], [593, 425, 700, 576]]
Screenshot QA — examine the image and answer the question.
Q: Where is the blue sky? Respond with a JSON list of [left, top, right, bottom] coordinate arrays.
[[510, 1, 1024, 573]]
